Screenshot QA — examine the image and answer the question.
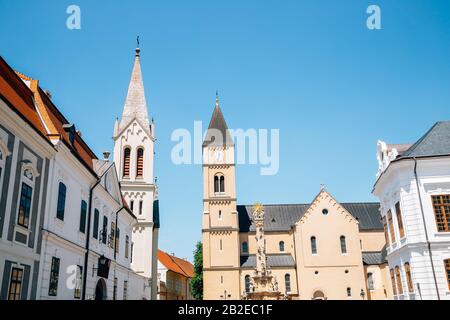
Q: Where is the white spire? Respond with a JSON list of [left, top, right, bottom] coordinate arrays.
[[120, 46, 150, 132]]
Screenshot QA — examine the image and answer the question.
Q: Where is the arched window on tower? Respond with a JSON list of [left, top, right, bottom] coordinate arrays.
[[279, 241, 285, 252], [136, 147, 144, 178], [214, 174, 225, 193], [123, 147, 131, 178]]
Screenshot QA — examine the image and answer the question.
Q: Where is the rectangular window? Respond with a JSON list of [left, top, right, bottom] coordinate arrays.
[[139, 200, 143, 215], [130, 200, 134, 213], [131, 242, 134, 263], [110, 222, 116, 249], [382, 216, 389, 245], [432, 195, 450, 232], [115, 228, 120, 254], [395, 202, 405, 238], [113, 277, 118, 300], [367, 273, 374, 290], [17, 183, 32, 228], [388, 210, 396, 244], [102, 216, 108, 244], [390, 269, 397, 295], [56, 182, 66, 221], [123, 280, 128, 300], [125, 235, 129, 259], [93, 209, 99, 239], [79, 200, 87, 233], [74, 265, 82, 299], [8, 267, 23, 300], [445, 259, 450, 290], [48, 257, 60, 296]]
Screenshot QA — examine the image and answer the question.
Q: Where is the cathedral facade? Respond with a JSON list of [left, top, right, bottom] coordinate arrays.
[[202, 98, 394, 300]]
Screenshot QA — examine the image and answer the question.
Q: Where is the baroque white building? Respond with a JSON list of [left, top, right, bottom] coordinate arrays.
[[0, 48, 158, 300], [373, 121, 450, 300]]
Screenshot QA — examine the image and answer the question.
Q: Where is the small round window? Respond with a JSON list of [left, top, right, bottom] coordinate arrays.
[[322, 209, 328, 215]]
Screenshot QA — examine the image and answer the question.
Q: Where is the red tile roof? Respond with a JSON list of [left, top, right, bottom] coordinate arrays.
[[0, 57, 49, 141], [158, 250, 194, 278], [0, 56, 98, 173]]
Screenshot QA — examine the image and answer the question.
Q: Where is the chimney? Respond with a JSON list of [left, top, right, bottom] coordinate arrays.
[[103, 151, 110, 161], [43, 89, 52, 99]]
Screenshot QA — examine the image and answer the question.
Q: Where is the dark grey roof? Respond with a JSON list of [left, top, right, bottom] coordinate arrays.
[[240, 254, 296, 268], [400, 121, 450, 158], [203, 103, 234, 147], [362, 248, 387, 265], [340, 203, 382, 231], [237, 203, 382, 232]]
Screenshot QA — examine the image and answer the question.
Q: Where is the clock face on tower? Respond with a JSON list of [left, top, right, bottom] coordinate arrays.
[[215, 150, 223, 162]]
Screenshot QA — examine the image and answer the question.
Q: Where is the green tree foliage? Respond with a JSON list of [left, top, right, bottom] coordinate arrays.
[[190, 241, 203, 300]]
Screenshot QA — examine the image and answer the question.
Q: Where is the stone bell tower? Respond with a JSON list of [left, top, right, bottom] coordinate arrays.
[[202, 94, 241, 300]]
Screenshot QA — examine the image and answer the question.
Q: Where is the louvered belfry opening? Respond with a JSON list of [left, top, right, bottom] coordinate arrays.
[[123, 147, 131, 178], [136, 148, 144, 178]]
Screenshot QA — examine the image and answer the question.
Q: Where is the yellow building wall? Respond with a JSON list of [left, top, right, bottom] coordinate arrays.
[[294, 191, 368, 300]]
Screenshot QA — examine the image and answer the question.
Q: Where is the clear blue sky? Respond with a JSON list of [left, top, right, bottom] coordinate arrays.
[[1, 0, 450, 261]]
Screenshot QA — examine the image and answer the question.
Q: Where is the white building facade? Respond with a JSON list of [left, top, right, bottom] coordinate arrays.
[[0, 50, 156, 300], [373, 121, 450, 300]]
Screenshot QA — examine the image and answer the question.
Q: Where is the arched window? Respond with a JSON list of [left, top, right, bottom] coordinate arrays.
[[390, 269, 397, 295], [214, 174, 225, 193], [218, 210, 222, 220], [245, 275, 251, 293], [285, 274, 291, 293], [404, 263, 414, 293], [136, 148, 144, 178], [395, 266, 403, 294], [340, 235, 347, 254], [242, 241, 248, 254], [367, 272, 374, 290], [220, 239, 223, 251], [346, 287, 352, 297], [279, 241, 285, 252], [310, 236, 317, 254], [123, 147, 131, 178], [56, 182, 67, 221]]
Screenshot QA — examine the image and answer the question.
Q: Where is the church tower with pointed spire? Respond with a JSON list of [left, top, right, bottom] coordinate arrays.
[[202, 94, 241, 300], [113, 45, 159, 299]]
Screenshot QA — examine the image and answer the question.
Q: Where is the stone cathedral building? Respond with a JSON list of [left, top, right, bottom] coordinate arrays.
[[202, 97, 394, 300]]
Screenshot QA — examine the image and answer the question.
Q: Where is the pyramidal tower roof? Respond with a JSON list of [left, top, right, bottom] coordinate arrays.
[[203, 93, 234, 147], [120, 46, 150, 132]]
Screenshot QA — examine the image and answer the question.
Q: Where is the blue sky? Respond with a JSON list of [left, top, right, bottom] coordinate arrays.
[[1, 0, 450, 261]]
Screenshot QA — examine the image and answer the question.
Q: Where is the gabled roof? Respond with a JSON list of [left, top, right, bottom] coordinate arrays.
[[240, 254, 296, 268], [157, 250, 194, 278], [237, 202, 382, 232], [399, 121, 450, 158], [203, 96, 234, 147]]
